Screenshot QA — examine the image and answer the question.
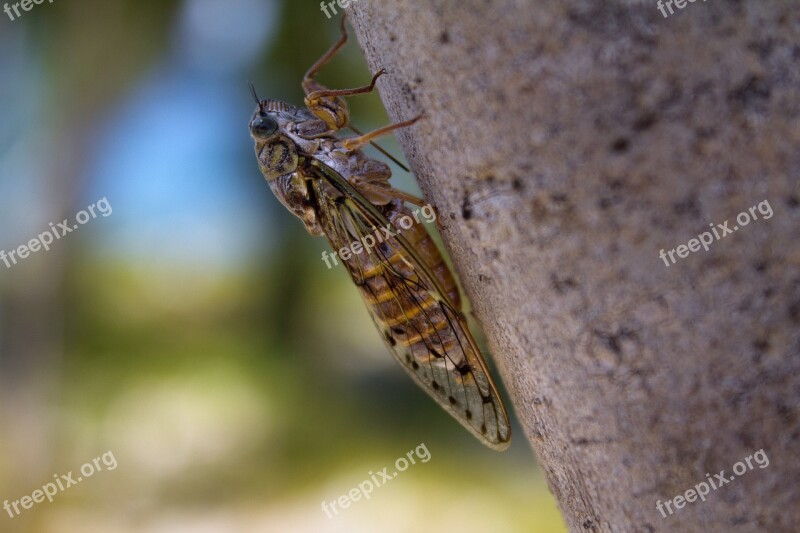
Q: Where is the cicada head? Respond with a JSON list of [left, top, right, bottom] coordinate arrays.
[[249, 86, 323, 236], [249, 97, 299, 175]]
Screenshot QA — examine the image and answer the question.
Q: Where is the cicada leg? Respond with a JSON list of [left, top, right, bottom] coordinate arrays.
[[337, 115, 423, 152], [348, 159, 425, 207], [357, 181, 425, 207], [302, 15, 385, 133], [302, 15, 349, 88], [339, 116, 425, 205]]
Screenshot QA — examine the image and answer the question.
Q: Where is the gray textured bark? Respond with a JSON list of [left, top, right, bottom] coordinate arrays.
[[348, 2, 799, 532]]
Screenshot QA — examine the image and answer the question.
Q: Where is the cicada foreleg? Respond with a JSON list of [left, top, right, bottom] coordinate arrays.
[[302, 15, 385, 133], [339, 115, 426, 207], [304, 69, 386, 133], [302, 14, 349, 88], [336, 114, 423, 152]]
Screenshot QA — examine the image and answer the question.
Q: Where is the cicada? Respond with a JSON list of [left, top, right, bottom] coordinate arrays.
[[248, 17, 511, 450]]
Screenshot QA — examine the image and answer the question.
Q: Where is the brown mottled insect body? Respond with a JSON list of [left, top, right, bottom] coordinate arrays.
[[249, 17, 511, 450]]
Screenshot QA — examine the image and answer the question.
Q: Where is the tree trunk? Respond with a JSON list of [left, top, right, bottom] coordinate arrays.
[[348, 2, 799, 532]]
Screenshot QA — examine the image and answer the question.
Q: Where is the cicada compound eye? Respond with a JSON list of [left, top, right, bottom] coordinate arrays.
[[250, 113, 278, 139]]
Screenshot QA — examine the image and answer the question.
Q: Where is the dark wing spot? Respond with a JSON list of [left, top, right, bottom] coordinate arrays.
[[480, 424, 487, 434], [465, 410, 473, 420], [457, 364, 470, 376], [411, 361, 420, 370], [392, 326, 406, 335], [448, 396, 458, 406], [384, 331, 397, 346], [405, 353, 413, 364], [482, 395, 492, 404]]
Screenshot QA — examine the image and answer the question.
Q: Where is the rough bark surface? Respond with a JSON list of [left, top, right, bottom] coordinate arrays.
[[348, 2, 799, 532]]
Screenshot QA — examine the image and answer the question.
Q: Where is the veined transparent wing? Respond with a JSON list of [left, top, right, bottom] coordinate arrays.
[[307, 159, 511, 450]]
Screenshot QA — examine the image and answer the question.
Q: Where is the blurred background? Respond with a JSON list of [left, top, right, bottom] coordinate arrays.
[[0, 1, 565, 531]]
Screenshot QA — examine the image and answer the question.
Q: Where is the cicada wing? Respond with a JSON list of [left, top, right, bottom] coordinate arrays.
[[308, 160, 511, 450]]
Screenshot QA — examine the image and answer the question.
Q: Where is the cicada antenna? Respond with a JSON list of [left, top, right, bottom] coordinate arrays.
[[249, 81, 264, 112]]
